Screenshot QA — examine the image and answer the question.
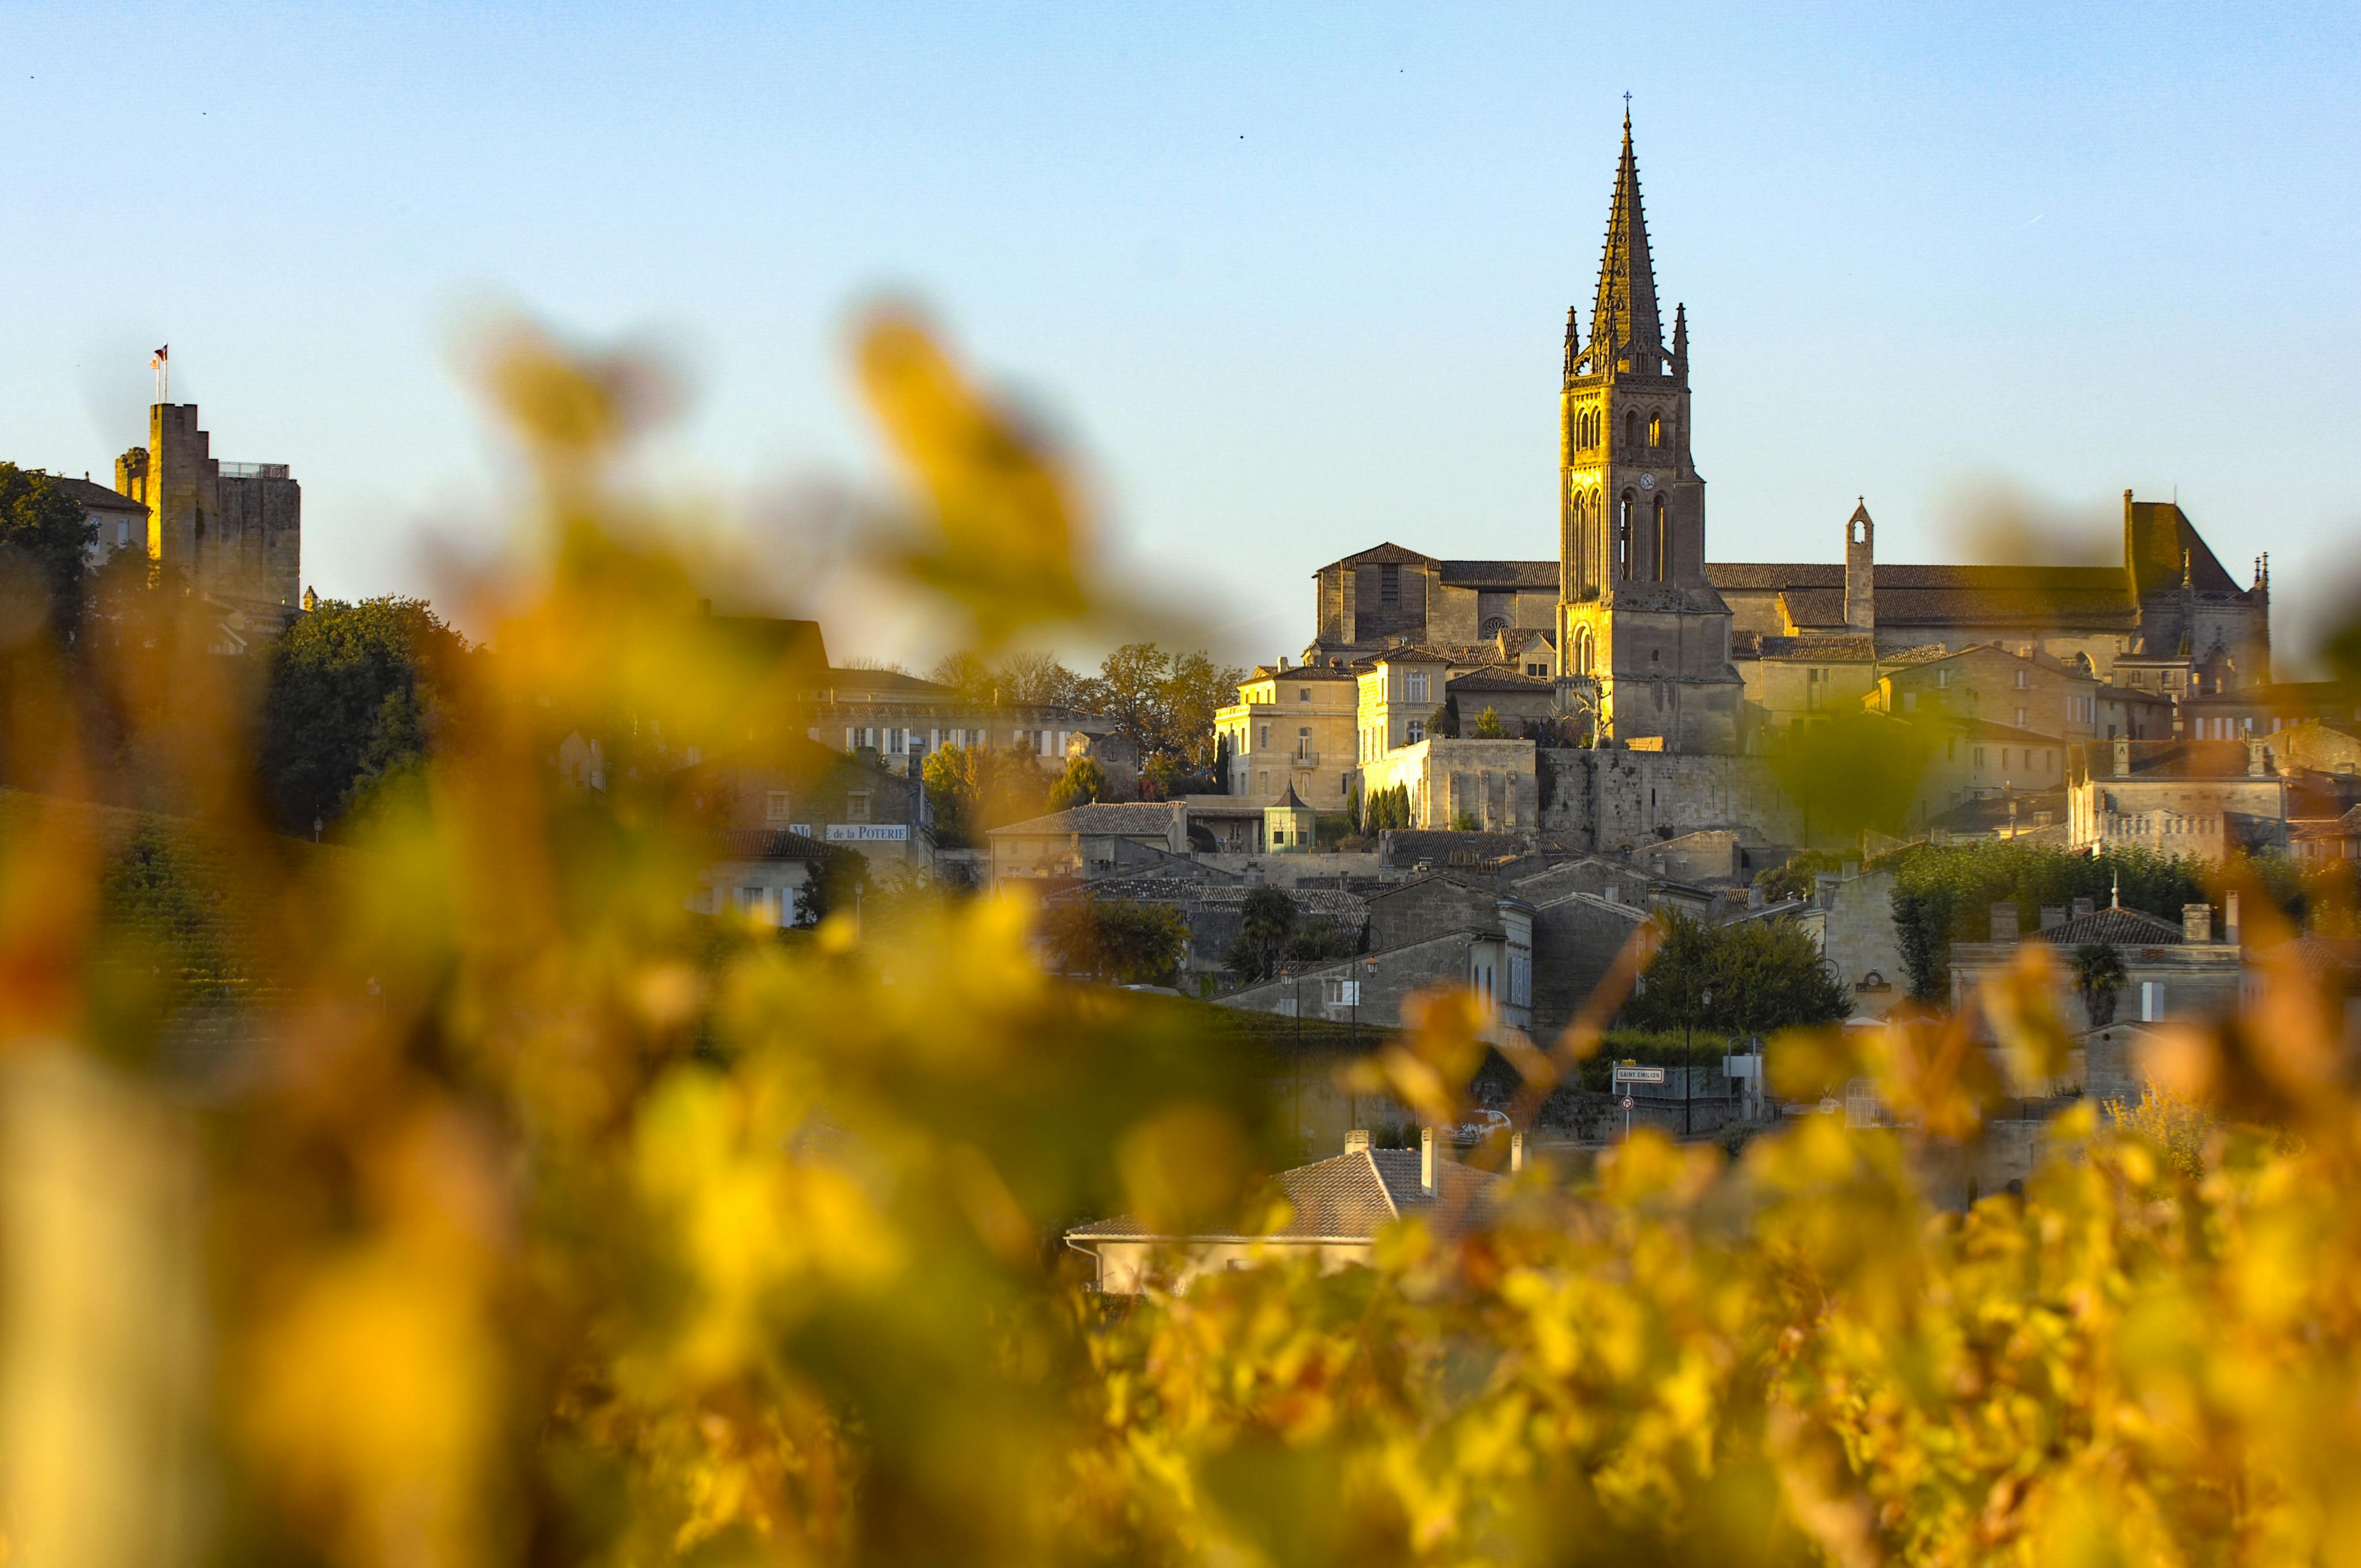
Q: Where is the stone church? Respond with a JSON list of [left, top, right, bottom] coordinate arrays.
[[1302, 115, 2272, 754]]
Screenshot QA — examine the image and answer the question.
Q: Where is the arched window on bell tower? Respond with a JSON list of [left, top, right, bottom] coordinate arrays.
[[1574, 627, 1595, 676], [1617, 491, 1634, 582], [1648, 412, 1662, 447], [1652, 496, 1669, 582], [1624, 409, 1638, 447]]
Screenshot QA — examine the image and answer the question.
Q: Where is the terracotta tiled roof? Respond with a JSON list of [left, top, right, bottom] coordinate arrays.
[[823, 666, 951, 695], [1439, 559, 1558, 588], [1751, 633, 1877, 661], [2086, 739, 2277, 779], [1447, 668, 1555, 694], [1778, 588, 1848, 628], [713, 828, 833, 861], [48, 476, 147, 513], [1250, 663, 1359, 681], [1065, 1145, 1497, 1242], [2035, 905, 2187, 946], [989, 802, 1177, 837], [1324, 542, 1438, 569]]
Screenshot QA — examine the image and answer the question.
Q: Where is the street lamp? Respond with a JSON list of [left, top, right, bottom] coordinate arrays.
[[1685, 984, 1712, 1139]]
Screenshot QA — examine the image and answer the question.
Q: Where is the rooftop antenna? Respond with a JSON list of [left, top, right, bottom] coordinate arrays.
[[150, 344, 169, 402]]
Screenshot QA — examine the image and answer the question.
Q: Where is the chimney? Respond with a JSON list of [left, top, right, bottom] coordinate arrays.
[[1510, 1131, 1524, 1174], [2226, 890, 2242, 947], [2183, 903, 2213, 943], [1989, 902, 2020, 942], [2072, 896, 2096, 920], [1343, 1128, 1371, 1155], [2113, 737, 2132, 777], [2247, 737, 2266, 776], [1420, 1126, 1435, 1195], [2040, 904, 2067, 932]]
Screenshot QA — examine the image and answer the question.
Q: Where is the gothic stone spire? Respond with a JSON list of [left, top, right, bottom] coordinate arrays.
[[1591, 110, 1664, 370]]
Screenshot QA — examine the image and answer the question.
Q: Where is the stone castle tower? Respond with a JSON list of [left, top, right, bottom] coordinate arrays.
[[1557, 114, 1743, 752], [114, 404, 301, 621]]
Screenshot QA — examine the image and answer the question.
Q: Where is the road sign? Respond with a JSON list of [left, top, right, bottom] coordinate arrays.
[[1622, 1095, 1634, 1110], [1613, 1065, 1667, 1084]]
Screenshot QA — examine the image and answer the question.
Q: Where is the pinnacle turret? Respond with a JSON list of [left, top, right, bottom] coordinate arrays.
[[1562, 305, 1581, 378]]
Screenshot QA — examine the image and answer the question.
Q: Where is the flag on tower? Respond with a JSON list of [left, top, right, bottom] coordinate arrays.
[[151, 345, 168, 366]]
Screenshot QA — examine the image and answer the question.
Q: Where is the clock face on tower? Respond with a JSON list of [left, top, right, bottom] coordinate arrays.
[[1639, 473, 1656, 490]]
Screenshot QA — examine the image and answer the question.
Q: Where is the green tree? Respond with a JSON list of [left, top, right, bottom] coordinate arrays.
[[2071, 941, 2127, 1026], [922, 744, 979, 846], [1471, 704, 1507, 739], [0, 463, 97, 645], [1094, 642, 1173, 756], [1282, 915, 1358, 964], [1625, 909, 1849, 1040], [1040, 898, 1190, 987], [1225, 884, 1297, 982], [1161, 649, 1247, 768], [1047, 753, 1107, 812], [799, 846, 872, 929], [258, 597, 469, 832]]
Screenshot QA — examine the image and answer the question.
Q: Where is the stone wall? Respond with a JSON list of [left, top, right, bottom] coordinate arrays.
[[1539, 749, 1805, 855], [1360, 739, 1540, 832], [1819, 866, 1906, 1017], [1364, 876, 1503, 955], [1526, 892, 1649, 1035], [1219, 930, 1477, 1033]]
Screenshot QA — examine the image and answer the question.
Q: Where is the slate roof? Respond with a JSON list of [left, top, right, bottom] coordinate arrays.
[[1064, 1145, 1497, 1243], [989, 802, 1177, 838], [1274, 784, 1310, 809], [2033, 905, 2187, 946]]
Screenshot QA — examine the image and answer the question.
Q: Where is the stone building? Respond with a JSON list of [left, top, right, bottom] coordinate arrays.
[[1296, 117, 2271, 753], [1216, 661, 1359, 806], [2066, 737, 2291, 856], [987, 801, 1192, 884], [1064, 1132, 1496, 1296], [1949, 895, 2245, 1037], [1862, 642, 2101, 740], [679, 735, 935, 874], [808, 664, 1113, 783], [113, 403, 302, 624]]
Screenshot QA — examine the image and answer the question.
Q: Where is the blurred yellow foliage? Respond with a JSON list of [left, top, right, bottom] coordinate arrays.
[[0, 310, 2358, 1568]]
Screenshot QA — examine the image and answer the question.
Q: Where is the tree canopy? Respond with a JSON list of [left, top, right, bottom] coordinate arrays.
[[257, 596, 469, 832], [0, 464, 98, 645], [1623, 908, 1851, 1040]]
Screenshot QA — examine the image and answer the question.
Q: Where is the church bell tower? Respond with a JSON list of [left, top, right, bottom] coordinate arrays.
[[1557, 111, 1742, 753]]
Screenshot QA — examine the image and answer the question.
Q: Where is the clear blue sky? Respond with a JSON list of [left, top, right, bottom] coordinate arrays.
[[3, 3, 2357, 668]]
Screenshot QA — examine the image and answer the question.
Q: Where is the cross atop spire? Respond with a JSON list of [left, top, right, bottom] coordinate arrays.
[[1590, 110, 1663, 373]]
